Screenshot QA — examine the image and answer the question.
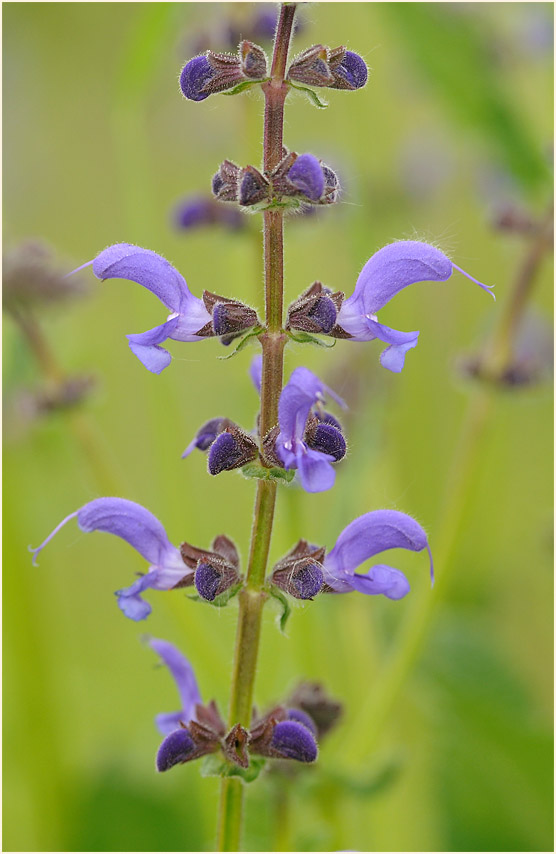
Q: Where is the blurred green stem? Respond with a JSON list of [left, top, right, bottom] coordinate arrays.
[[347, 205, 552, 761], [12, 309, 122, 495], [479, 200, 553, 379], [217, 5, 296, 850]]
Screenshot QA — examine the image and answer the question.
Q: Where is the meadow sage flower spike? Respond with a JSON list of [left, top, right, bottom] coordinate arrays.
[[32, 4, 496, 844], [30, 497, 193, 620], [322, 509, 434, 599]]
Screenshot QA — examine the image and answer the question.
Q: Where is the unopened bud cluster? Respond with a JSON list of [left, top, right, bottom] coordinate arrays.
[[212, 151, 339, 210]]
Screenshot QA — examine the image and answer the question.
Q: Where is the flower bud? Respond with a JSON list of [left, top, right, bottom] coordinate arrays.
[[239, 40, 268, 79], [195, 560, 240, 602], [212, 160, 241, 202], [271, 540, 326, 600], [286, 282, 344, 334], [156, 727, 196, 772], [270, 720, 318, 762], [287, 45, 368, 92], [248, 706, 318, 763], [208, 427, 258, 475], [180, 56, 215, 101], [238, 165, 271, 206], [173, 196, 244, 232], [287, 154, 325, 202], [288, 45, 334, 87], [321, 164, 340, 204], [180, 42, 269, 102], [195, 289, 261, 343], [272, 558, 324, 600], [328, 48, 368, 90], [306, 421, 346, 462]]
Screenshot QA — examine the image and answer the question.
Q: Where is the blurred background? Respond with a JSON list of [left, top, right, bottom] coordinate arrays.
[[3, 3, 553, 851]]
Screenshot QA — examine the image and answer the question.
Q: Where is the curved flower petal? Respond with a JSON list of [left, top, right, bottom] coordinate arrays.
[[92, 244, 191, 313], [350, 241, 453, 314], [271, 720, 318, 762], [350, 564, 411, 600], [31, 498, 188, 620], [31, 497, 177, 565], [364, 318, 419, 373], [156, 727, 196, 771], [149, 638, 201, 732], [127, 316, 180, 374], [297, 448, 336, 493], [278, 367, 324, 445], [324, 509, 433, 590]]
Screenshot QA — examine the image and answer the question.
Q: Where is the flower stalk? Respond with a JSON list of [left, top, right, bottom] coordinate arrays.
[[217, 6, 297, 850]]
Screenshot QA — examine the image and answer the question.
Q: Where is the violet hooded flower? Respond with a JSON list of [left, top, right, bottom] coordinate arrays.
[[30, 497, 192, 620], [322, 509, 434, 599], [71, 243, 211, 374], [149, 639, 223, 772], [251, 356, 347, 493], [334, 240, 495, 373], [72, 244, 258, 373], [149, 638, 202, 736]]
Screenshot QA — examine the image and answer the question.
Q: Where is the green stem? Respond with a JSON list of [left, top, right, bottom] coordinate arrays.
[[479, 200, 553, 379], [216, 5, 296, 850], [12, 309, 122, 495]]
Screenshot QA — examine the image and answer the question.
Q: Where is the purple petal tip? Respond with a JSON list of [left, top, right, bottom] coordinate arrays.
[[180, 56, 213, 102], [271, 720, 318, 762], [156, 728, 195, 772], [339, 51, 368, 89], [288, 154, 325, 202]]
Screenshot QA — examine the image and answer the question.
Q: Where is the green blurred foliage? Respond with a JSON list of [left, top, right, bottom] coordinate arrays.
[[3, 3, 553, 852]]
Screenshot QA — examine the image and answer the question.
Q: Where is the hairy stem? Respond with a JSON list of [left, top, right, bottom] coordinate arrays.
[[217, 6, 296, 850]]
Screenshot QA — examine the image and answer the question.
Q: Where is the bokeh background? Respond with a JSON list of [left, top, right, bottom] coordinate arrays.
[[3, 3, 553, 851]]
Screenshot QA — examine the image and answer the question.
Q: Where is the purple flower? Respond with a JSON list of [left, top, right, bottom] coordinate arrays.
[[287, 154, 325, 202], [270, 720, 318, 762], [182, 417, 228, 458], [72, 243, 212, 374], [149, 638, 202, 735], [275, 366, 347, 493], [180, 55, 214, 101], [322, 509, 433, 600], [173, 195, 244, 232], [335, 241, 495, 372], [30, 498, 192, 620], [331, 50, 368, 89], [148, 639, 225, 772]]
